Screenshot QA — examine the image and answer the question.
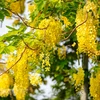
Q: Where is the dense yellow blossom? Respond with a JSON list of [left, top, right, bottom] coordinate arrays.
[[13, 83, 26, 100], [0, 73, 13, 97], [30, 17, 63, 71], [84, 0, 98, 18], [35, 17, 62, 48], [6, 0, 25, 14], [90, 70, 100, 100], [76, 9, 97, 56], [13, 49, 29, 100], [76, 1, 98, 57], [73, 67, 84, 91], [75, 1, 99, 57], [7, 48, 29, 100]]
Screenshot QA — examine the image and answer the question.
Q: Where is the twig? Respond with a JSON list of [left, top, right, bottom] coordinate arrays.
[[10, 90, 14, 100], [21, 37, 38, 51], [0, 47, 26, 76], [0, 62, 6, 64], [62, 12, 88, 41], [6, 8, 49, 30]]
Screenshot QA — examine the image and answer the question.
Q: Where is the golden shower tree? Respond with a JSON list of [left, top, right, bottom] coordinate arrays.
[[0, 0, 100, 100]]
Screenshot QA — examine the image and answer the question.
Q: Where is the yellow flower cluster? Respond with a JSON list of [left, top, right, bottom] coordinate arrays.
[[35, 17, 62, 49], [13, 49, 29, 100], [4, 17, 65, 99], [75, 1, 98, 57], [7, 48, 29, 100], [28, 3, 36, 13], [73, 67, 84, 91], [40, 52, 51, 71], [6, 47, 43, 99], [6, 0, 25, 14], [30, 17, 63, 71], [0, 73, 13, 97], [90, 71, 100, 100], [61, 16, 71, 27], [84, 0, 98, 18], [29, 73, 42, 86]]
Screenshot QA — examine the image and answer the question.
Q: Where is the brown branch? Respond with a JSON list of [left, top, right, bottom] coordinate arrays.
[[0, 47, 26, 76], [62, 12, 88, 41], [0, 62, 6, 64], [6, 8, 49, 30], [21, 37, 38, 51], [9, 90, 14, 100]]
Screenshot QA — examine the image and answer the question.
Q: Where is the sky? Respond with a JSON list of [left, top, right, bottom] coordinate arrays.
[[0, 19, 14, 35]]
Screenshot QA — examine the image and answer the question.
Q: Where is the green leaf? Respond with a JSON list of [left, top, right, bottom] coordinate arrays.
[[6, 46, 16, 52], [6, 26, 16, 30], [0, 11, 4, 20], [0, 42, 6, 54], [35, 0, 46, 11], [2, 9, 10, 17], [34, 0, 40, 3]]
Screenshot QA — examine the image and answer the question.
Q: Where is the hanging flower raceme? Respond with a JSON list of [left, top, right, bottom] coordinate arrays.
[[0, 73, 13, 97], [35, 17, 62, 49], [90, 70, 100, 100], [75, 1, 99, 57], [6, 48, 29, 100], [73, 67, 84, 91], [6, 0, 25, 14], [13, 49, 29, 100]]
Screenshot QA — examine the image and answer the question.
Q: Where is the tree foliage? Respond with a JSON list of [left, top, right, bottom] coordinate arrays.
[[0, 0, 100, 100]]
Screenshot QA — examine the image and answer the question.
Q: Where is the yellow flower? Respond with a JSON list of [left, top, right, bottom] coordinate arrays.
[[75, 1, 99, 57], [61, 16, 71, 27], [0, 73, 13, 97], [45, 67, 50, 71], [28, 3, 36, 12], [29, 73, 42, 86], [73, 67, 84, 91], [72, 42, 76, 47], [89, 69, 100, 100], [6, 0, 25, 14]]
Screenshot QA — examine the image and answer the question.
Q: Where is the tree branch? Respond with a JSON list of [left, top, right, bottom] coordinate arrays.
[[0, 62, 6, 64], [0, 47, 26, 76], [6, 8, 49, 30], [21, 37, 38, 51], [62, 12, 88, 41]]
